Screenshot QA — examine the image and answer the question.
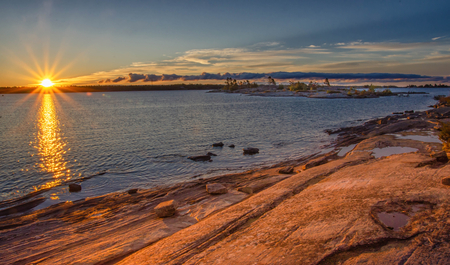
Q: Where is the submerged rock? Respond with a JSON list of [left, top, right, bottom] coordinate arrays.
[[228, 144, 235, 148], [206, 183, 228, 194], [207, 152, 217, 156], [69, 183, 82, 192], [188, 155, 211, 162], [243, 147, 259, 155], [212, 142, 224, 147], [154, 200, 177, 218]]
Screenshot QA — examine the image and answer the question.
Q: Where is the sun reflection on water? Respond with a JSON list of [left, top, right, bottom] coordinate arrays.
[[34, 94, 71, 192]]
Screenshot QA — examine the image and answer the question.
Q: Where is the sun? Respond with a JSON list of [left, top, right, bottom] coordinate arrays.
[[41, 79, 54, 87]]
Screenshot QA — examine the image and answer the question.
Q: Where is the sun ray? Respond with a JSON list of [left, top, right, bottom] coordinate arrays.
[[24, 45, 45, 78]]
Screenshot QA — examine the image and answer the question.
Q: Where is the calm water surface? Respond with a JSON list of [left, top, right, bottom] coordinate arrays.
[[0, 88, 447, 208]]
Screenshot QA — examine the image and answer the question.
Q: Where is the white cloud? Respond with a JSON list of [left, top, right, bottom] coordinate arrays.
[[432, 36, 445, 41]]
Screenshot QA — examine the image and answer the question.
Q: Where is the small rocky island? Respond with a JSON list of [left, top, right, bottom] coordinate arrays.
[[210, 79, 428, 99]]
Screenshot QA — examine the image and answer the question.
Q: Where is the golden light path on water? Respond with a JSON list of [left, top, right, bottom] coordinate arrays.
[[34, 94, 71, 198]]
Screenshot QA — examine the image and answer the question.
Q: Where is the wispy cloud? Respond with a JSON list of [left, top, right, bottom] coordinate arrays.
[[432, 36, 446, 41], [60, 40, 450, 85]]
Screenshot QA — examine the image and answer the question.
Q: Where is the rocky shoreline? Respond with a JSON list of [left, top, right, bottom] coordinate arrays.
[[2, 107, 450, 264]]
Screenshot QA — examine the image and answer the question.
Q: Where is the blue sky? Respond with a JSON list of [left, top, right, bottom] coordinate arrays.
[[1, 0, 449, 86]]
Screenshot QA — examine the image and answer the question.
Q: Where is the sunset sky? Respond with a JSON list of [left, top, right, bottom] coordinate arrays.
[[1, 0, 449, 87]]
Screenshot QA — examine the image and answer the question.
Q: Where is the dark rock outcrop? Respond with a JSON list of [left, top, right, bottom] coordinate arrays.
[[430, 151, 448, 163], [442, 177, 450, 186]]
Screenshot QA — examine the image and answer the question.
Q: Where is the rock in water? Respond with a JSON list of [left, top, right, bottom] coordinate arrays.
[[188, 155, 211, 162], [68, 183, 82, 192], [154, 200, 177, 218], [243, 147, 259, 155], [228, 144, 235, 148], [278, 166, 294, 174], [206, 183, 228, 194], [212, 142, 224, 147], [128, 189, 138, 194], [207, 152, 217, 156]]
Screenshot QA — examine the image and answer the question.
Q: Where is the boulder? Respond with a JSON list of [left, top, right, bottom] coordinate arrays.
[[405, 110, 414, 114], [243, 147, 259, 155], [212, 142, 224, 147], [228, 144, 235, 148], [128, 189, 138, 194], [154, 200, 177, 218], [188, 155, 211, 162], [442, 177, 450, 186], [278, 166, 294, 174], [430, 151, 449, 163], [207, 152, 217, 156], [68, 183, 82, 192], [206, 183, 228, 194]]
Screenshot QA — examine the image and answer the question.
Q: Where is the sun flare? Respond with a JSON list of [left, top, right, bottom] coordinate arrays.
[[41, 79, 54, 87]]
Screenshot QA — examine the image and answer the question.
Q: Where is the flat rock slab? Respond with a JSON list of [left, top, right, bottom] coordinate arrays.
[[154, 200, 178, 218], [206, 183, 228, 194], [238, 176, 288, 195]]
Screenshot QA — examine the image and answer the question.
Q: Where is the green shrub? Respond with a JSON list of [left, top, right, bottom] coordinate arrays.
[[380, 89, 393, 95], [289, 82, 308, 91]]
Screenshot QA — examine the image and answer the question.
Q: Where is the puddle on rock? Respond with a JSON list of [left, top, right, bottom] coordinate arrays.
[[390, 134, 441, 143], [338, 144, 357, 157], [372, 147, 418, 158], [377, 212, 410, 231]]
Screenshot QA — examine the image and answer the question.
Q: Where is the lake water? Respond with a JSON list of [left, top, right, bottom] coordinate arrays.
[[0, 88, 447, 209]]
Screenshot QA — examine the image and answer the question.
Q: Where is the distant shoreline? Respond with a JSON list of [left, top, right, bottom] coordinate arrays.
[[0, 84, 223, 94], [1, 83, 448, 94]]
